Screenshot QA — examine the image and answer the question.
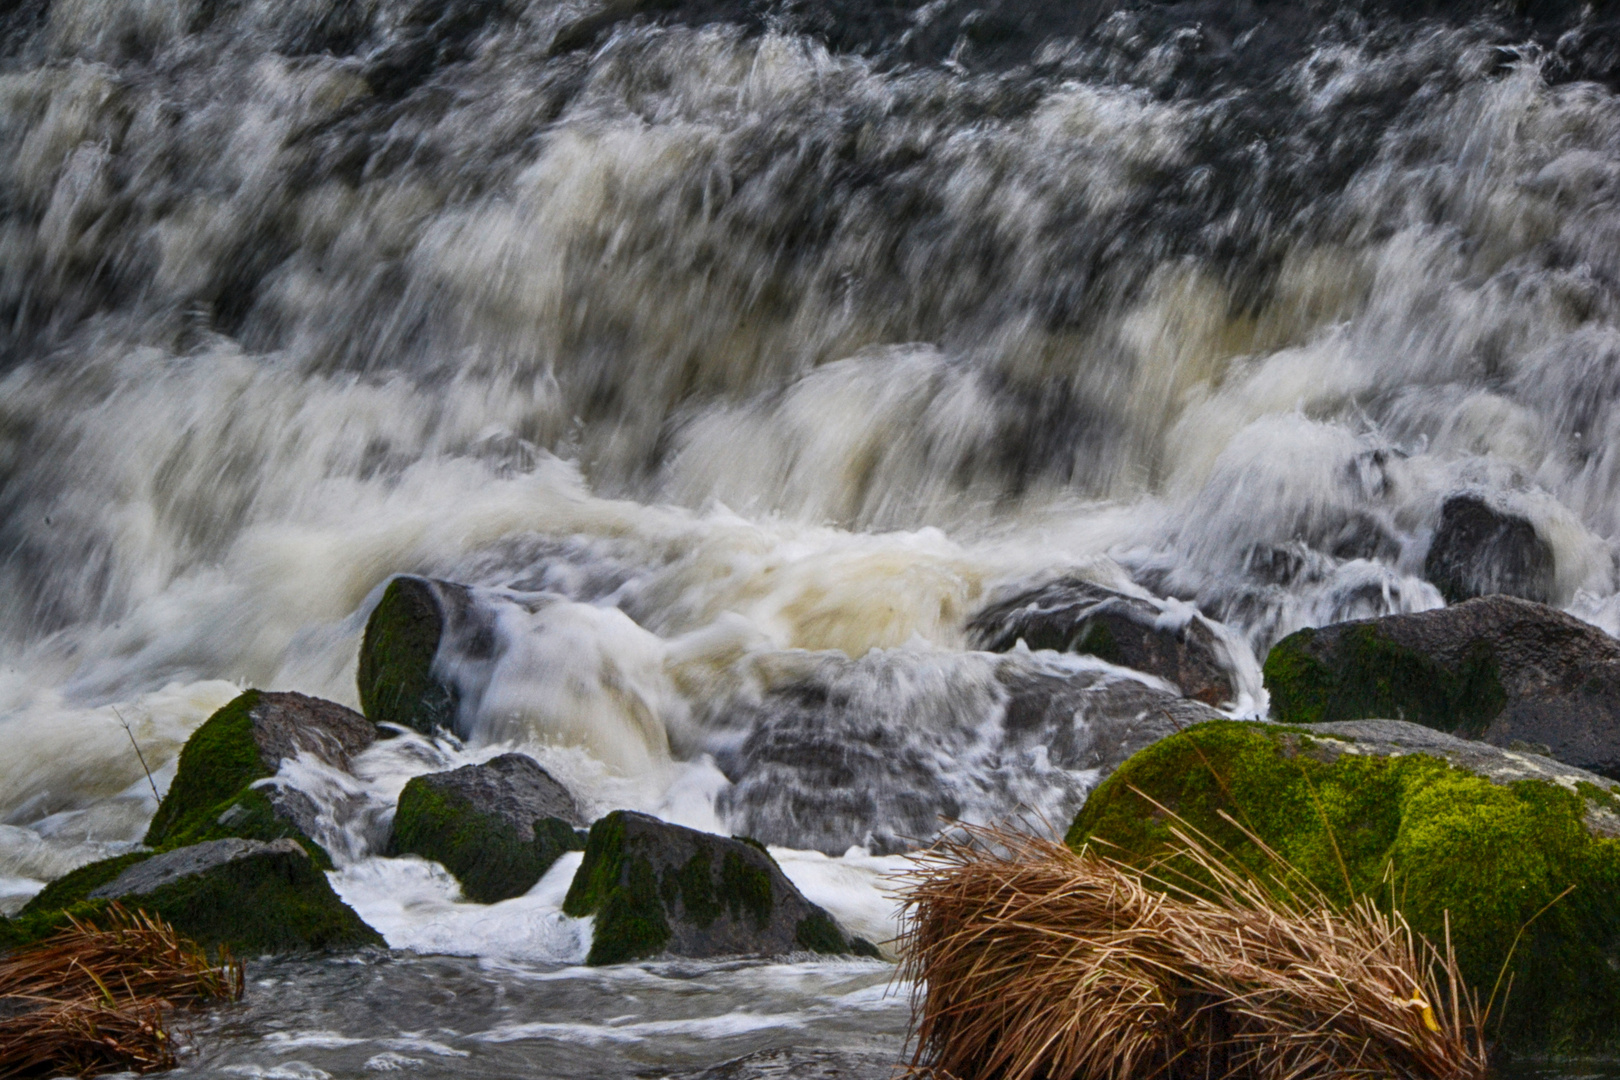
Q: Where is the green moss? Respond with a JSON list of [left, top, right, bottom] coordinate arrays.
[[563, 813, 628, 918], [389, 777, 576, 904], [794, 910, 848, 954], [3, 849, 380, 955], [19, 852, 153, 915], [1263, 624, 1507, 736], [167, 787, 333, 870], [1067, 720, 1620, 1053], [588, 856, 672, 965], [145, 690, 270, 847], [1074, 618, 1120, 664], [357, 578, 456, 734], [720, 851, 773, 929], [665, 851, 721, 928], [0, 900, 115, 952]]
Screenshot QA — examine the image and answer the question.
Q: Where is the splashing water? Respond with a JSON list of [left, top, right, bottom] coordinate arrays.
[[5, 0, 1620, 1071]]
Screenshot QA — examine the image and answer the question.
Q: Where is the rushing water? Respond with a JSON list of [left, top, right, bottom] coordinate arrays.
[[6, 0, 1620, 1073]]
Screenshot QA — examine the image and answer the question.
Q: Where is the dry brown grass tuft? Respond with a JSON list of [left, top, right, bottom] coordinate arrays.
[[897, 818, 1488, 1080], [0, 905, 244, 1078]]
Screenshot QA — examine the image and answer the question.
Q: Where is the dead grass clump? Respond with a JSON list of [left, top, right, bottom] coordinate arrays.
[[0, 905, 244, 1078], [898, 822, 1488, 1080]]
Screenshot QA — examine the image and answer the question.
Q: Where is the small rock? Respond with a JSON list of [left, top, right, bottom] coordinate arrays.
[[1264, 594, 1620, 778], [967, 577, 1236, 706], [562, 811, 878, 965], [389, 753, 585, 903], [1424, 493, 1555, 604], [89, 837, 307, 898], [357, 576, 492, 735]]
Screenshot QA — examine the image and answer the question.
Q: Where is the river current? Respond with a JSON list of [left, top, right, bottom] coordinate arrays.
[[5, 0, 1620, 1074]]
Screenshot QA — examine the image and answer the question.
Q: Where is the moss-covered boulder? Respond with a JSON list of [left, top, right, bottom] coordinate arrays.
[[144, 689, 378, 861], [1066, 718, 1620, 1053], [389, 753, 585, 903], [3, 838, 381, 954], [563, 811, 880, 965], [358, 576, 491, 734], [968, 577, 1236, 706], [1264, 596, 1620, 778]]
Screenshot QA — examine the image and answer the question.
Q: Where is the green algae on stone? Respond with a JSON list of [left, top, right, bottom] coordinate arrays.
[[357, 577, 458, 734], [142, 690, 333, 867], [389, 772, 582, 904], [3, 841, 379, 954], [1066, 720, 1620, 1053], [145, 689, 271, 847], [565, 810, 866, 965], [1264, 623, 1506, 735]]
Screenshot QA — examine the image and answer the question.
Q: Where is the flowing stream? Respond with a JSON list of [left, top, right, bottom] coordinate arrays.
[[6, 0, 1620, 1073]]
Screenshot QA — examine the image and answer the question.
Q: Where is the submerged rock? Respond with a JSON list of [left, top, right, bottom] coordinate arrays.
[[5, 838, 380, 953], [357, 575, 491, 735], [715, 652, 1220, 855], [967, 577, 1235, 706], [1424, 493, 1556, 604], [389, 753, 585, 903], [1264, 595, 1620, 777], [144, 689, 377, 860], [1067, 718, 1620, 1053], [561, 811, 878, 965]]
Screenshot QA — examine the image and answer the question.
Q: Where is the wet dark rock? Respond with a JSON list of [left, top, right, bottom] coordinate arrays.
[[562, 810, 878, 964], [357, 575, 493, 735], [968, 577, 1235, 706], [7, 838, 381, 954], [714, 654, 1221, 855], [144, 690, 377, 860], [389, 753, 586, 903], [1264, 595, 1620, 778], [1424, 494, 1555, 604]]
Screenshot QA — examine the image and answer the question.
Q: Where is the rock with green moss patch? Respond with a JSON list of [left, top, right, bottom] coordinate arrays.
[[5, 838, 380, 954], [358, 576, 491, 734], [1264, 595, 1620, 778], [389, 753, 585, 903], [1066, 717, 1620, 1053], [144, 689, 377, 863], [968, 577, 1236, 706], [563, 811, 876, 965]]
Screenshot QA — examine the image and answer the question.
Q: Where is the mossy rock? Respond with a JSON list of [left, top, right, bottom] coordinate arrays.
[[563, 811, 877, 965], [1066, 718, 1620, 1054], [144, 688, 377, 861], [389, 754, 585, 903], [1263, 596, 1620, 779], [358, 576, 488, 734], [4, 839, 381, 954]]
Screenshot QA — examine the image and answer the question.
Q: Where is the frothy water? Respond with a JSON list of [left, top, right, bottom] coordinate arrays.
[[6, 0, 1620, 1071]]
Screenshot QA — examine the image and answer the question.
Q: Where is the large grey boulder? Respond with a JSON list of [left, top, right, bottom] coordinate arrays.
[[389, 753, 585, 903], [1424, 493, 1555, 604], [1264, 595, 1620, 778], [561, 811, 878, 965], [968, 577, 1236, 706]]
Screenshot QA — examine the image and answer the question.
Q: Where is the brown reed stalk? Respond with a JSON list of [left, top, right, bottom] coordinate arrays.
[[897, 821, 1487, 1080], [0, 905, 244, 1079]]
